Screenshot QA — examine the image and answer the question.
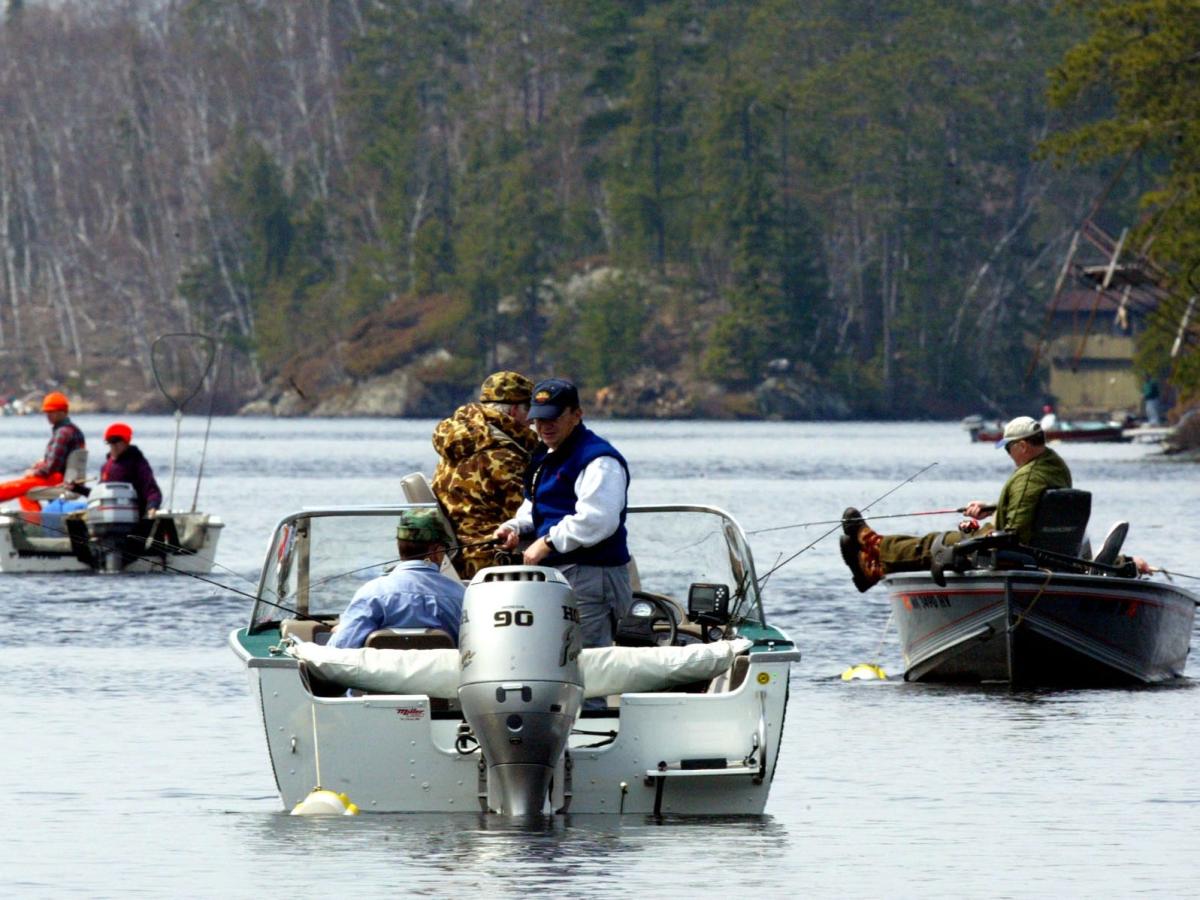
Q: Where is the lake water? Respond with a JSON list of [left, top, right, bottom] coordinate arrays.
[[2, 415, 1198, 898]]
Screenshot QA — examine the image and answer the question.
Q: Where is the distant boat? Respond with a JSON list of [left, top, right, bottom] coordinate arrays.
[[961, 415, 1127, 444]]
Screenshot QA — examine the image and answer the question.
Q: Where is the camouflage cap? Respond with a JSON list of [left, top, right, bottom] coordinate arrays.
[[479, 371, 533, 404], [396, 509, 450, 544]]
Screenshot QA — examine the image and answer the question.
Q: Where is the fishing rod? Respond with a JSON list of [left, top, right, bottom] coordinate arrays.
[[748, 506, 987, 536], [1151, 567, 1200, 582], [14, 507, 256, 587], [752, 461, 940, 587], [721, 462, 940, 635], [11, 508, 498, 619], [151, 333, 216, 511]]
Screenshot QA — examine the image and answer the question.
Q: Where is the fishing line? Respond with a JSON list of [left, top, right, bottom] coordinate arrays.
[[722, 462, 940, 636], [7, 508, 496, 620], [1152, 567, 1200, 582], [749, 507, 968, 535], [12, 508, 255, 585], [752, 461, 940, 587]]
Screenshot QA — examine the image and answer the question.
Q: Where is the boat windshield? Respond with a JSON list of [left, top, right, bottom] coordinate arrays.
[[250, 504, 764, 630]]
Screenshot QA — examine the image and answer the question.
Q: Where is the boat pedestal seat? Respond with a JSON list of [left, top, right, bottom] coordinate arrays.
[[280, 618, 334, 645]]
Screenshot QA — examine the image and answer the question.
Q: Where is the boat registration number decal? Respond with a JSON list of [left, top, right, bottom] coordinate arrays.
[[905, 594, 952, 610], [756, 672, 770, 685]]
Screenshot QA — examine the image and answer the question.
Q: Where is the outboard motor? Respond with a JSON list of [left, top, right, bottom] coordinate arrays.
[[457, 566, 583, 816], [86, 482, 140, 572]]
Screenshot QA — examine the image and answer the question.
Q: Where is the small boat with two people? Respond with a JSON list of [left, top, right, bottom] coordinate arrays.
[[886, 489, 1197, 684], [229, 500, 799, 815], [0, 333, 225, 574]]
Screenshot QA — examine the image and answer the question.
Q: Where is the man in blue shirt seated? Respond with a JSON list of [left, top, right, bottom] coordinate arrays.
[[328, 510, 465, 648]]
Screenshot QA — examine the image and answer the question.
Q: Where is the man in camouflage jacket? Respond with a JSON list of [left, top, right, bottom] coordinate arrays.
[[432, 371, 538, 578]]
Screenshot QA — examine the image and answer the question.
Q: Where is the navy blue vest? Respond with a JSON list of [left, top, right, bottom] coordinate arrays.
[[526, 424, 630, 567]]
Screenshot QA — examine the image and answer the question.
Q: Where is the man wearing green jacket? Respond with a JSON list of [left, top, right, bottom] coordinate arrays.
[[840, 416, 1071, 592]]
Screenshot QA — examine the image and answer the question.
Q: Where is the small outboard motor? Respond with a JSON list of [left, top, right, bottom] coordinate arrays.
[[86, 482, 140, 572], [457, 566, 582, 816]]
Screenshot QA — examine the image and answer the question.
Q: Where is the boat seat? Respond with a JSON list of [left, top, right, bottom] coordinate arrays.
[[364, 627, 455, 650], [1027, 489, 1091, 556], [64, 447, 88, 485], [1093, 521, 1129, 566], [280, 618, 334, 645]]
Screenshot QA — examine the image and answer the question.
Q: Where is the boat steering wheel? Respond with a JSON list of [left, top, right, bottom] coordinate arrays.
[[630, 591, 679, 646]]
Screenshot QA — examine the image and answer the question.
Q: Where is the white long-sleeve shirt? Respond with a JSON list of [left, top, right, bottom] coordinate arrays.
[[502, 455, 627, 553]]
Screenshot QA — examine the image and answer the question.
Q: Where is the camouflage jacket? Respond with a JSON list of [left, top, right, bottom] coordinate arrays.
[[432, 403, 539, 575]]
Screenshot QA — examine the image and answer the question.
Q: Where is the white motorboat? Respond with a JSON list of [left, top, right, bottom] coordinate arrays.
[[229, 503, 799, 815], [0, 481, 223, 575]]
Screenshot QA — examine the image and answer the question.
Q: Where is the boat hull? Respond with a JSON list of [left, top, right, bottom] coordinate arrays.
[[887, 571, 1196, 685], [969, 425, 1126, 444], [0, 513, 223, 574], [231, 628, 796, 815]]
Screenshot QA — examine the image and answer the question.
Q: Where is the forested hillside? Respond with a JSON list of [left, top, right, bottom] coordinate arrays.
[[0, 0, 1176, 417]]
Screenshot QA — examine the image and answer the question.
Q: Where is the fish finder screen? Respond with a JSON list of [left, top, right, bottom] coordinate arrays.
[[688, 583, 730, 620]]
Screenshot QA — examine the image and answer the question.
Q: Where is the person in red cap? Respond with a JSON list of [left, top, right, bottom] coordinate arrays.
[[100, 422, 162, 517], [0, 391, 87, 504]]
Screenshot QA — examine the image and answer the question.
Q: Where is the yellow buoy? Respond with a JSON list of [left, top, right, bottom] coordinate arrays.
[[840, 663, 887, 681], [291, 789, 360, 816]]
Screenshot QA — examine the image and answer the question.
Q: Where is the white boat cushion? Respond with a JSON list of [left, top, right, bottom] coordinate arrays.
[[577, 638, 753, 698], [288, 637, 752, 699], [290, 641, 462, 697]]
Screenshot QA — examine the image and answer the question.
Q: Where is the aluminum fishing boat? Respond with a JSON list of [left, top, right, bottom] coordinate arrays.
[[887, 498, 1196, 685], [229, 503, 798, 815]]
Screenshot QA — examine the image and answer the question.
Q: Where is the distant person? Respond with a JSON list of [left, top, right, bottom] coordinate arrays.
[[328, 510, 465, 649], [1040, 403, 1059, 432], [493, 377, 632, 649], [840, 417, 1073, 592], [99, 423, 162, 518], [1143, 376, 1162, 425], [431, 370, 538, 578], [0, 392, 86, 508]]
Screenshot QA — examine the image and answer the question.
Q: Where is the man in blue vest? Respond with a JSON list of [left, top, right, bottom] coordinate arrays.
[[493, 377, 632, 649]]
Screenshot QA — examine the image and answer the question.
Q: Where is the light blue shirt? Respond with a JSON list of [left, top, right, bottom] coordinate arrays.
[[328, 560, 465, 649]]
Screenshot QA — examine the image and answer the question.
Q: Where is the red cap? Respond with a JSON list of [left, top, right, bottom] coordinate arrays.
[[104, 422, 133, 443], [42, 391, 69, 412]]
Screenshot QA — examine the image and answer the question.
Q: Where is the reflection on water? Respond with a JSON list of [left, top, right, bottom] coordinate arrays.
[[2, 418, 1199, 896], [240, 812, 789, 897]]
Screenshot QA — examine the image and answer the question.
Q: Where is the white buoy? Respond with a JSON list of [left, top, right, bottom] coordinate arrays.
[[291, 789, 360, 816]]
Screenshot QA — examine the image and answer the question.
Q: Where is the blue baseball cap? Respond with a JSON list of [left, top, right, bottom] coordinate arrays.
[[528, 378, 580, 420]]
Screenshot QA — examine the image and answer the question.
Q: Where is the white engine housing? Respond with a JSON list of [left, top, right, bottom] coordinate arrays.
[[457, 566, 582, 815]]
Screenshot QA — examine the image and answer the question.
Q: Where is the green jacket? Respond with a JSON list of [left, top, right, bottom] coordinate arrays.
[[993, 446, 1072, 543]]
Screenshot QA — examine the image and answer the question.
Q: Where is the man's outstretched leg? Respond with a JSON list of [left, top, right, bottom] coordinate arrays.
[[839, 507, 968, 592]]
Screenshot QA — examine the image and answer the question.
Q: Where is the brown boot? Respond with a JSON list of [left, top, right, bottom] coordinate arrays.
[[840, 523, 883, 593]]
